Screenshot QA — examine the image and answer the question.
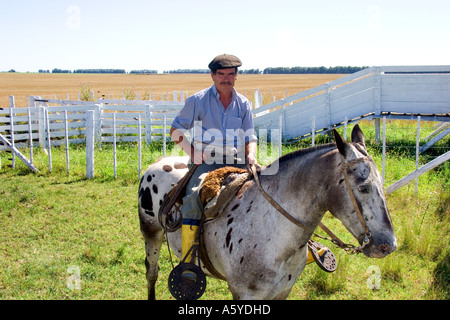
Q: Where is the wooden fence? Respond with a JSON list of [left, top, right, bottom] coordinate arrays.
[[253, 65, 450, 141], [0, 97, 184, 151]]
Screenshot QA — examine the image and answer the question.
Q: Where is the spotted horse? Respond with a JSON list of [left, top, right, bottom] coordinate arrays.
[[138, 125, 397, 300]]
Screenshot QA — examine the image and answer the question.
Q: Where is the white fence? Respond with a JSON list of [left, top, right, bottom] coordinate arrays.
[[253, 65, 450, 141], [0, 97, 184, 151], [1, 65, 450, 184]]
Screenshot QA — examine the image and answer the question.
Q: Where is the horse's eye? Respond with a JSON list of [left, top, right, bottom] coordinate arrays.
[[358, 184, 372, 193]]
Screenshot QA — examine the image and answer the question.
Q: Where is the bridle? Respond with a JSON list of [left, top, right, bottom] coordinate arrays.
[[250, 147, 373, 255]]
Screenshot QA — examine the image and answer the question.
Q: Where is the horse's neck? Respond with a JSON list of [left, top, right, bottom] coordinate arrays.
[[260, 146, 338, 229]]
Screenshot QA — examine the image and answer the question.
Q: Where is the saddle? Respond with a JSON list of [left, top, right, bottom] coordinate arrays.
[[200, 166, 249, 219]]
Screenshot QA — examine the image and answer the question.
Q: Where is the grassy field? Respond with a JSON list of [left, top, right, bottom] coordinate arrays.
[[0, 120, 448, 300], [0, 72, 344, 108]]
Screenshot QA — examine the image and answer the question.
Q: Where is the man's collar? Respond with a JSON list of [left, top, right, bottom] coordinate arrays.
[[212, 84, 236, 100]]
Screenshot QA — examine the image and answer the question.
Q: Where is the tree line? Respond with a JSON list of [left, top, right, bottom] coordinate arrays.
[[39, 68, 158, 74], [35, 66, 369, 74], [263, 66, 368, 74]]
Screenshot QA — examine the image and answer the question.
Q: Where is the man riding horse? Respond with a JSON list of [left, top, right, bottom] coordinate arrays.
[[169, 54, 328, 281]]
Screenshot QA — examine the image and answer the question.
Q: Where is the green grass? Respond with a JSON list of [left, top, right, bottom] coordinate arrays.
[[0, 120, 448, 300]]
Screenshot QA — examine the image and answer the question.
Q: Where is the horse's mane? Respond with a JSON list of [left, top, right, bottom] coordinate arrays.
[[277, 143, 337, 165]]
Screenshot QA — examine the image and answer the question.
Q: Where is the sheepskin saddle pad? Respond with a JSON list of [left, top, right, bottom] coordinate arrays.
[[200, 166, 249, 219]]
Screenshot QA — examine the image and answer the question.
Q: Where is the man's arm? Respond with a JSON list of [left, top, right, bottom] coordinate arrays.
[[245, 140, 258, 166], [170, 127, 204, 164]]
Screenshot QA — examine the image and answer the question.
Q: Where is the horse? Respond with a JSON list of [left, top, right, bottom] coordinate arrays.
[[138, 125, 397, 300]]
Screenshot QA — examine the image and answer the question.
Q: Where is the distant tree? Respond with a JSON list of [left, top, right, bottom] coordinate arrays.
[[52, 68, 71, 73], [73, 69, 126, 74], [164, 69, 210, 74], [240, 69, 261, 74], [8, 69, 16, 73], [129, 69, 158, 74]]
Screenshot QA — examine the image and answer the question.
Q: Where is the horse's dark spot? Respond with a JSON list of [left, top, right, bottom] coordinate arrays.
[[225, 228, 233, 248], [152, 174, 155, 177], [229, 243, 233, 254], [152, 184, 158, 194], [253, 244, 257, 249], [288, 274, 292, 281], [231, 204, 239, 211], [174, 162, 188, 169], [163, 165, 172, 172], [147, 175, 152, 182], [227, 217, 234, 226], [240, 256, 244, 264], [249, 283, 258, 291], [246, 205, 252, 213], [140, 175, 145, 186], [141, 187, 154, 216], [159, 199, 163, 205], [339, 178, 344, 184], [238, 238, 243, 244]]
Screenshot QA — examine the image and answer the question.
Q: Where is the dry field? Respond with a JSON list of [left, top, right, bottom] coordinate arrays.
[[0, 72, 345, 108]]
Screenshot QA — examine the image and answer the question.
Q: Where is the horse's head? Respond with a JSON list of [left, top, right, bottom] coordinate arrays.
[[330, 125, 397, 258]]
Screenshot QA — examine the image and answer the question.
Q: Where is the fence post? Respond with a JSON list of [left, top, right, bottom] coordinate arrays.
[[138, 114, 142, 179], [64, 110, 70, 173], [311, 116, 316, 146], [45, 109, 52, 173], [325, 83, 332, 130], [9, 96, 15, 168], [415, 116, 421, 196], [374, 66, 382, 143], [382, 116, 387, 184], [254, 90, 262, 109], [27, 108, 33, 166], [145, 104, 152, 144], [86, 110, 95, 179], [113, 112, 117, 179], [162, 115, 167, 157]]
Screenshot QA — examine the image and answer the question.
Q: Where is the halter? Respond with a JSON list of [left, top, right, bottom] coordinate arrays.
[[250, 147, 373, 254]]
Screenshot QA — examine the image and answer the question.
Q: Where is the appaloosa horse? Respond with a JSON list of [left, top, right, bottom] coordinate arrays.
[[138, 125, 397, 299]]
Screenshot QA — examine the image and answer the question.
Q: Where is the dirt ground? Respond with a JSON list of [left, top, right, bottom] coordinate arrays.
[[0, 72, 345, 108]]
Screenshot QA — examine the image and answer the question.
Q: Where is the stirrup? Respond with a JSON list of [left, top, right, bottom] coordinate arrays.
[[168, 244, 206, 300], [308, 240, 338, 273]]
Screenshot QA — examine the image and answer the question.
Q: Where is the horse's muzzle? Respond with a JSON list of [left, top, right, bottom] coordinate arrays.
[[361, 235, 397, 258]]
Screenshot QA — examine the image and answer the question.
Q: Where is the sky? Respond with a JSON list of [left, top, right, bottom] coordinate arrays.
[[1, 0, 449, 73]]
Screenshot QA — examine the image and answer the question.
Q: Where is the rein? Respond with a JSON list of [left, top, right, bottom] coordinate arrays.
[[250, 152, 373, 255]]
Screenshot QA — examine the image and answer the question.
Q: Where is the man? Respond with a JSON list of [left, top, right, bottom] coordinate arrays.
[[170, 54, 258, 277]]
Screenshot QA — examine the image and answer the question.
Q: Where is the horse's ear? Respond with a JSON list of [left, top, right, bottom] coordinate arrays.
[[333, 129, 348, 157], [351, 124, 366, 149]]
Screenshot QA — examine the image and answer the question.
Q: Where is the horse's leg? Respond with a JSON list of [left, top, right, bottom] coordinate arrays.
[[143, 229, 164, 300]]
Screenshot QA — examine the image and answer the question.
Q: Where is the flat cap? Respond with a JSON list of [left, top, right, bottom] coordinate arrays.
[[208, 54, 242, 71]]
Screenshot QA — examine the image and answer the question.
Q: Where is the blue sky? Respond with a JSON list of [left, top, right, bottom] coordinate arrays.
[[1, 0, 449, 72]]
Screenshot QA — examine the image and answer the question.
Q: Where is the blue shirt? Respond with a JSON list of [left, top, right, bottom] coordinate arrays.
[[171, 85, 257, 150]]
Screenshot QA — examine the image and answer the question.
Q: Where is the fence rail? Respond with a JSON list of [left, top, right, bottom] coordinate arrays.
[[253, 65, 450, 141]]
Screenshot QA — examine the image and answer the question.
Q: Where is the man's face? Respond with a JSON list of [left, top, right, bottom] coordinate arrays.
[[211, 68, 237, 93]]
